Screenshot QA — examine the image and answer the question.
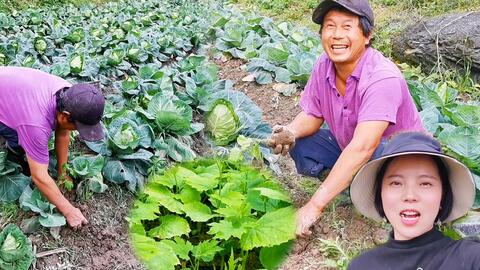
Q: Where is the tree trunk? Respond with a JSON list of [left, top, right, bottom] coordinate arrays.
[[392, 11, 480, 81]]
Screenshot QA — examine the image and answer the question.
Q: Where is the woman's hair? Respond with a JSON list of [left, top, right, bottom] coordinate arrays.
[[319, 4, 375, 46], [373, 155, 454, 222]]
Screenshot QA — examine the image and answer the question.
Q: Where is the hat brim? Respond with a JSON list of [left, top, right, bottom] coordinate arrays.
[[313, 0, 365, 25], [350, 151, 475, 223], [75, 121, 105, 141]]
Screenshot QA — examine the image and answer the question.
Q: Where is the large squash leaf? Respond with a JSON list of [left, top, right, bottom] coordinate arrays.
[[240, 206, 296, 250]]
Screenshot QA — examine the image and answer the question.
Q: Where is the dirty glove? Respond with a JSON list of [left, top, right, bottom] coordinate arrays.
[[267, 125, 295, 156]]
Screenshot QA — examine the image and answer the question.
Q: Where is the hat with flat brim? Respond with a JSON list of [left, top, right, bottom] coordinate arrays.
[[350, 132, 475, 223], [75, 120, 105, 141]]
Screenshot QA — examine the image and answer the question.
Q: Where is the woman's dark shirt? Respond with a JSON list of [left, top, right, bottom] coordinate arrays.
[[348, 228, 480, 270]]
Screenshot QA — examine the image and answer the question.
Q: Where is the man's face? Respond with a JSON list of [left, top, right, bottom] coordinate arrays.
[[321, 10, 371, 66]]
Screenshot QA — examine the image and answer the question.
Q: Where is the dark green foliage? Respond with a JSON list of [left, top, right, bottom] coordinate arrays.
[[129, 159, 295, 270]]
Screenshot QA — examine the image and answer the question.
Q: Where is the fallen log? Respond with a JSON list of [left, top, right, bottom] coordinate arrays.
[[392, 11, 480, 81]]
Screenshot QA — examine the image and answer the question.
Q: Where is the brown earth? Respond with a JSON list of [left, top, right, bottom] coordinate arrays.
[[29, 186, 145, 270]]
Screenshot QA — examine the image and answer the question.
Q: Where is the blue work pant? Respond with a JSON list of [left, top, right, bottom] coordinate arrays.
[[289, 129, 385, 177]]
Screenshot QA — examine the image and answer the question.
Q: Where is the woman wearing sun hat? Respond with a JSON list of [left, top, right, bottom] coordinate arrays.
[[348, 132, 480, 270]]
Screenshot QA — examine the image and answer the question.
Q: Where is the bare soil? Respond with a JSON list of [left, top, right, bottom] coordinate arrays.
[[29, 186, 145, 270]]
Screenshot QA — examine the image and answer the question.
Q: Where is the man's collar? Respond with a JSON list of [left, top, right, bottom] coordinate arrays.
[[325, 59, 336, 88], [350, 47, 372, 80]]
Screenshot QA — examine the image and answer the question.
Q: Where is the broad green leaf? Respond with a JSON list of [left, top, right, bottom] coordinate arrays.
[[247, 190, 283, 212], [215, 201, 252, 218], [139, 64, 156, 79], [438, 126, 480, 170], [131, 233, 179, 270], [260, 241, 294, 270], [176, 186, 201, 204], [240, 207, 296, 250], [419, 105, 443, 135], [255, 71, 273, 85], [191, 239, 222, 262], [102, 160, 138, 191], [161, 237, 193, 260], [207, 219, 245, 240], [253, 187, 292, 203], [144, 183, 184, 214], [19, 187, 65, 228], [0, 174, 31, 202], [158, 137, 196, 162], [129, 222, 146, 236], [182, 202, 213, 222], [148, 215, 190, 239], [149, 168, 178, 189], [274, 67, 291, 83], [148, 93, 192, 136], [177, 167, 219, 192], [443, 104, 480, 127], [209, 191, 245, 207], [194, 63, 219, 85], [259, 43, 289, 65], [71, 155, 104, 177], [38, 213, 66, 228], [129, 201, 159, 222]]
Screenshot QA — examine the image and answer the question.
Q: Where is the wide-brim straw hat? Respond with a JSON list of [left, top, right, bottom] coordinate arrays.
[[350, 132, 475, 223]]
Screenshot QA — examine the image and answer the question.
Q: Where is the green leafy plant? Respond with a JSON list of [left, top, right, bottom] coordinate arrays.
[[67, 155, 108, 199], [19, 186, 66, 228], [0, 224, 35, 270], [85, 111, 154, 192], [128, 159, 295, 270], [205, 99, 241, 146], [0, 150, 31, 203]]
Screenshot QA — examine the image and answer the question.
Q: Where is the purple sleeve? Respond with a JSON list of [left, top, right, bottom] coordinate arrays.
[[357, 77, 403, 124], [16, 125, 51, 164], [299, 62, 323, 118]]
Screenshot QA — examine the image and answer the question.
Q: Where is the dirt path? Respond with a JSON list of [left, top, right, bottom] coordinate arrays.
[[30, 186, 144, 270], [215, 58, 389, 270]]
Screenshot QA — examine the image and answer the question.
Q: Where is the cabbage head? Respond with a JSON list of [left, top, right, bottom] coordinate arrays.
[[205, 99, 240, 146], [0, 224, 35, 270]]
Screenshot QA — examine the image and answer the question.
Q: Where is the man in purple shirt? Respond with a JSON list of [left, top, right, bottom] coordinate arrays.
[[267, 0, 424, 237], [0, 66, 105, 229]]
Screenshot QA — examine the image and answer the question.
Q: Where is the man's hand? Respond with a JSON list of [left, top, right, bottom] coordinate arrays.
[[27, 156, 89, 230], [267, 125, 296, 155], [64, 207, 88, 230], [296, 202, 323, 237]]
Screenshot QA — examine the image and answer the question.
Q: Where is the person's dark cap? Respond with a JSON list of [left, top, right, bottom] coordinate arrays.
[[57, 83, 105, 141], [312, 0, 375, 27]]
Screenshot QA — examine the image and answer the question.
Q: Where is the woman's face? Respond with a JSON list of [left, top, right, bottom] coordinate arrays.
[[381, 155, 443, 241]]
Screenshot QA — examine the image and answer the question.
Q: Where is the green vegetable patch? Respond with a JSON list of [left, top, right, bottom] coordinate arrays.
[[128, 159, 295, 270], [0, 224, 35, 270]]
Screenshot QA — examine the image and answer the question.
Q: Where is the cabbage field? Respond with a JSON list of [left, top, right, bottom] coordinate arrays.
[[0, 0, 479, 269]]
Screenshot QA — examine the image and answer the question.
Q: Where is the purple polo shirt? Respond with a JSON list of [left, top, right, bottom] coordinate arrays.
[[300, 48, 424, 150], [0, 67, 71, 164]]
